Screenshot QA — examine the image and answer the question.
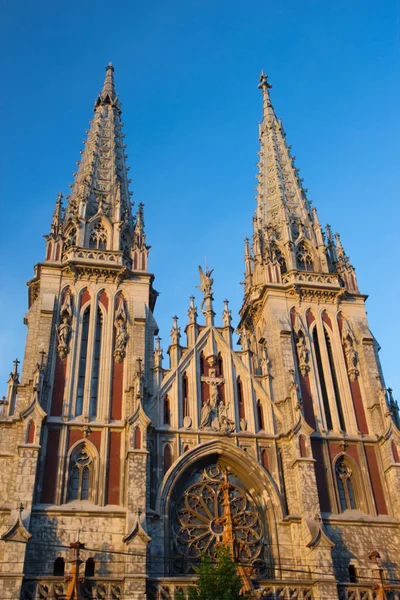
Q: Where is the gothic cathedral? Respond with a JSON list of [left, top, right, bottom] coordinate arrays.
[[0, 65, 399, 600]]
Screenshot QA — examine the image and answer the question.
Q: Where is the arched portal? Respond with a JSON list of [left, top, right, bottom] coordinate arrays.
[[157, 440, 284, 579]]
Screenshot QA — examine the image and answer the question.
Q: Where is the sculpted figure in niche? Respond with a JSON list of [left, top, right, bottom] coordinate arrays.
[[341, 318, 358, 380], [57, 289, 73, 359], [296, 335, 309, 377], [113, 296, 128, 363]]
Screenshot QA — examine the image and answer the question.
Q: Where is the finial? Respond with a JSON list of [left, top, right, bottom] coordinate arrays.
[[188, 296, 198, 325], [154, 337, 163, 369], [325, 224, 334, 244], [222, 299, 232, 328], [134, 202, 146, 249], [170, 316, 181, 345], [101, 62, 116, 100]]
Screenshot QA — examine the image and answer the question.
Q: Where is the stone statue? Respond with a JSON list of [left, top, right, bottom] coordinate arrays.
[[197, 265, 214, 302], [343, 338, 358, 381], [296, 335, 309, 376], [217, 401, 235, 434], [57, 289, 72, 359], [113, 296, 128, 362], [200, 399, 212, 429]]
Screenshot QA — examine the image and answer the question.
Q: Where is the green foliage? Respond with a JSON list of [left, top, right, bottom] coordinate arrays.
[[177, 546, 249, 600]]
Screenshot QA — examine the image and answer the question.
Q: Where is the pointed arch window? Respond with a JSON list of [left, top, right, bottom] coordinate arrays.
[[163, 444, 172, 474], [217, 353, 224, 377], [237, 377, 245, 420], [53, 557, 65, 576], [76, 307, 90, 416], [312, 327, 333, 430], [89, 222, 107, 249], [68, 446, 93, 502], [164, 395, 171, 425], [273, 245, 287, 275], [182, 372, 189, 419], [85, 558, 95, 577], [296, 242, 313, 271], [89, 308, 103, 418], [261, 448, 269, 471], [257, 399, 265, 431], [134, 426, 142, 450], [324, 327, 346, 431], [335, 457, 358, 511]]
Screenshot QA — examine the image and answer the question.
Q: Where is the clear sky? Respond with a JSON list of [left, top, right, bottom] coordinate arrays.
[[1, 1, 399, 398]]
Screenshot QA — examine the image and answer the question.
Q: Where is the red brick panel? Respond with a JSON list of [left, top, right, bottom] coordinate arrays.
[[306, 311, 315, 327], [261, 449, 269, 471], [27, 421, 35, 444], [311, 439, 331, 512], [106, 431, 121, 505], [299, 374, 316, 430], [51, 355, 67, 416], [322, 312, 332, 330], [99, 291, 108, 312], [349, 379, 369, 434], [68, 429, 101, 452], [111, 359, 123, 420], [41, 428, 61, 503], [364, 445, 388, 515], [80, 288, 91, 309]]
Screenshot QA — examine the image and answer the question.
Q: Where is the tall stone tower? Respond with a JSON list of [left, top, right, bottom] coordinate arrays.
[[0, 66, 399, 600]]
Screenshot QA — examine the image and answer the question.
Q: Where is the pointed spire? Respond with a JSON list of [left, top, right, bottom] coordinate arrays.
[[258, 71, 275, 124], [64, 64, 136, 262], [133, 202, 146, 249], [101, 62, 116, 100], [222, 299, 232, 328], [50, 193, 64, 239]]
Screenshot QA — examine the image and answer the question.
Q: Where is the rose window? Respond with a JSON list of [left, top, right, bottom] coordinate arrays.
[[173, 464, 264, 574]]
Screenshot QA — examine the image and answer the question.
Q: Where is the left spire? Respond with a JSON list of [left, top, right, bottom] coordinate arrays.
[[59, 64, 138, 264]]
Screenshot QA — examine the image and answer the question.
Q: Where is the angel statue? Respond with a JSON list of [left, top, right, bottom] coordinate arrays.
[[197, 266, 214, 309]]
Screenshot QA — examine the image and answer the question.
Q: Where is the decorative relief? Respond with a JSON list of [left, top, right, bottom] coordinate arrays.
[[57, 289, 72, 359], [173, 465, 264, 574]]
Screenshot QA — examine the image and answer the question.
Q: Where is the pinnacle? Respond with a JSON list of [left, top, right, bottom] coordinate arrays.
[[101, 62, 116, 100]]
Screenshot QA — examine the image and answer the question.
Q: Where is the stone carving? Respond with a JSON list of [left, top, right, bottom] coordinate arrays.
[[57, 289, 72, 359], [133, 359, 144, 400], [296, 335, 309, 377], [197, 265, 214, 309], [341, 317, 358, 381], [113, 296, 128, 362], [218, 400, 235, 434], [200, 399, 213, 429]]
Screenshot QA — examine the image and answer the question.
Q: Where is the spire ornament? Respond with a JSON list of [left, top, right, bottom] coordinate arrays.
[[197, 265, 215, 326]]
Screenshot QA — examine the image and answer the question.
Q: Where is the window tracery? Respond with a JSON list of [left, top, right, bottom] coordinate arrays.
[[335, 457, 357, 511], [272, 245, 287, 275], [89, 222, 108, 249], [173, 464, 265, 575], [68, 446, 93, 502], [64, 226, 77, 250], [296, 242, 313, 271]]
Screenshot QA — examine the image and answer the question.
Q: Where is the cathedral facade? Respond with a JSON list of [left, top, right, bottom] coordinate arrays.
[[0, 64, 399, 600]]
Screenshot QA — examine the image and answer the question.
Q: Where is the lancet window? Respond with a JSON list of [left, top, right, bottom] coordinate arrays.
[[68, 446, 93, 502], [89, 308, 103, 417], [182, 372, 189, 418], [296, 242, 313, 271], [324, 327, 346, 431], [257, 399, 265, 431], [89, 222, 107, 249], [76, 307, 90, 416], [335, 457, 358, 511], [85, 558, 95, 577], [164, 396, 171, 425], [272, 245, 287, 275], [53, 557, 65, 576], [237, 377, 245, 420], [312, 327, 333, 430]]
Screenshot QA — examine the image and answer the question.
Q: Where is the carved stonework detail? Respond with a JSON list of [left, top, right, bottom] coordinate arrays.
[[57, 289, 72, 359], [113, 296, 128, 363], [341, 317, 359, 381]]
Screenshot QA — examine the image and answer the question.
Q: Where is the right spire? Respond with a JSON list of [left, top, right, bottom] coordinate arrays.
[[246, 72, 358, 295]]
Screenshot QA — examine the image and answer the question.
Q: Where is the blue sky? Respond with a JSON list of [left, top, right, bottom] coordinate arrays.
[[1, 1, 399, 397]]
